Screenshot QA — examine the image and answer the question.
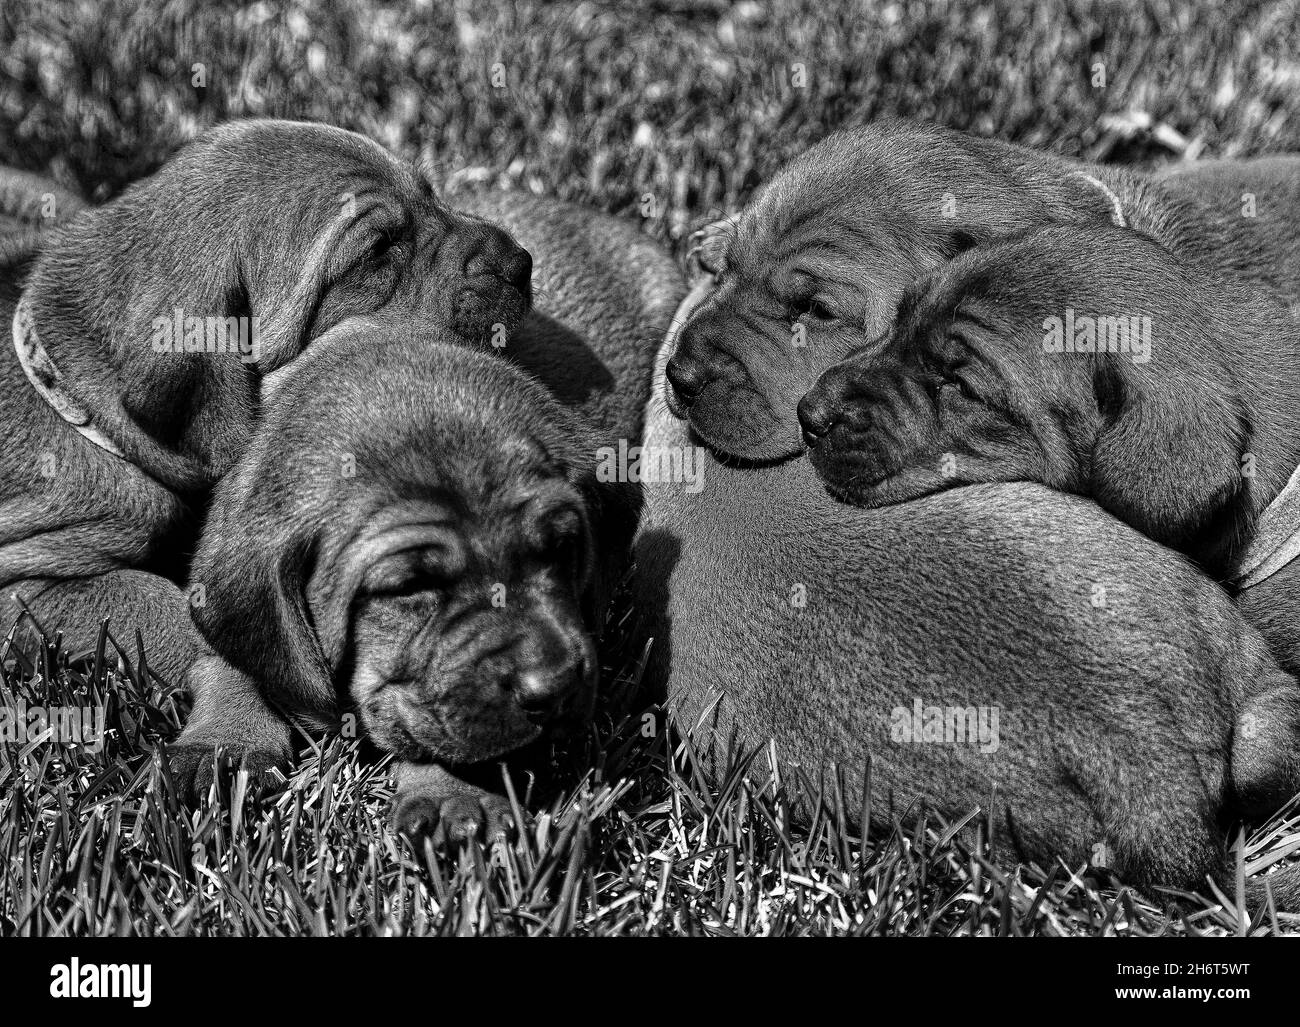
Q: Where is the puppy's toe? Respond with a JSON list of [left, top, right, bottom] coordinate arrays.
[[392, 766, 519, 849], [481, 794, 518, 843], [437, 791, 490, 844], [166, 743, 213, 801], [166, 743, 285, 803], [393, 791, 471, 847], [392, 792, 444, 840]]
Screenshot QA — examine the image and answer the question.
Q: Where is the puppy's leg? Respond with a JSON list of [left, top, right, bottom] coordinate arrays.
[[392, 761, 517, 847], [1231, 660, 1300, 819], [4, 569, 203, 684], [1060, 737, 1229, 897], [169, 653, 294, 801]]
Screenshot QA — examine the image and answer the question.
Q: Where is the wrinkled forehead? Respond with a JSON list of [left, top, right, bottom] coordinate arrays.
[[188, 124, 427, 211], [732, 167, 902, 278], [409, 420, 578, 506]]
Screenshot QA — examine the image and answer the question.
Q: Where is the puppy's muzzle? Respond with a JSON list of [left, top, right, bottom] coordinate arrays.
[[797, 392, 840, 449], [447, 226, 534, 337], [511, 653, 592, 727], [665, 353, 707, 409], [465, 236, 533, 305], [799, 363, 858, 449], [664, 318, 718, 415], [506, 613, 596, 729]]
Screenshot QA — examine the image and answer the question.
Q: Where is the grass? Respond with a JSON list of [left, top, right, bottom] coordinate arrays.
[[4, 0, 1300, 936], [8, 612, 1300, 937]]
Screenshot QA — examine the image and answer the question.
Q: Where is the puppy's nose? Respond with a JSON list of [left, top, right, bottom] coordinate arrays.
[[665, 356, 706, 405], [500, 245, 532, 300], [466, 235, 533, 303], [513, 664, 575, 724], [797, 393, 840, 448]]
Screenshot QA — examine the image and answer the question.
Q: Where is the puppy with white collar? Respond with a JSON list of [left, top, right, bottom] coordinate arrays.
[[0, 120, 530, 680]]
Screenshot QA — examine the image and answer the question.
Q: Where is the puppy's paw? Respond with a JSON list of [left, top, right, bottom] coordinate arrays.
[[393, 762, 517, 848], [166, 742, 287, 804]]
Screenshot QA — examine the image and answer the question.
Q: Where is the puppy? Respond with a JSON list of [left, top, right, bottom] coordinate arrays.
[[798, 223, 1300, 671], [0, 119, 530, 680], [174, 193, 682, 839], [636, 303, 1300, 908], [173, 326, 628, 841], [663, 120, 1300, 462]]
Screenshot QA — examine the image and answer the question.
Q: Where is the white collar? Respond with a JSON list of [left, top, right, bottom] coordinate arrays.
[[12, 291, 124, 459], [1232, 465, 1300, 590]]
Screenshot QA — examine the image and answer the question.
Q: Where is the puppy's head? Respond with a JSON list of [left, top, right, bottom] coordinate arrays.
[[798, 226, 1250, 552], [665, 122, 1132, 462], [191, 329, 617, 766], [796, 262, 1093, 508], [24, 119, 531, 491]]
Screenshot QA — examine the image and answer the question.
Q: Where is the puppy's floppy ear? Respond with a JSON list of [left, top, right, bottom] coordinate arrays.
[[548, 408, 641, 628], [23, 203, 259, 492], [687, 214, 738, 279], [189, 515, 337, 727], [1090, 353, 1247, 557], [17, 133, 360, 493]]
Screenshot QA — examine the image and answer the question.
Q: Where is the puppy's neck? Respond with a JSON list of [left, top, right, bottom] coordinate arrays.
[[1084, 164, 1223, 259], [1187, 296, 1300, 583]]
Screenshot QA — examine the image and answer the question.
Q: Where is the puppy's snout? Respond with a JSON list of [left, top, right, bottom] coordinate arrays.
[[502, 246, 533, 300], [797, 393, 840, 449], [666, 354, 706, 405], [508, 617, 593, 727], [466, 235, 533, 304], [513, 665, 576, 723]]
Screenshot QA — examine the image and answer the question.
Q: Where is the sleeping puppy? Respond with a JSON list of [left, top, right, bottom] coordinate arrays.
[[171, 325, 628, 842], [0, 119, 530, 681], [796, 225, 1300, 670], [664, 120, 1300, 463], [172, 192, 682, 839], [637, 307, 1300, 908]]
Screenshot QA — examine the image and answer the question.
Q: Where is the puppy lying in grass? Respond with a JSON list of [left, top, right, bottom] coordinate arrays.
[[171, 192, 681, 842], [645, 325, 1300, 908], [0, 120, 530, 682], [170, 324, 631, 843], [797, 223, 1300, 672]]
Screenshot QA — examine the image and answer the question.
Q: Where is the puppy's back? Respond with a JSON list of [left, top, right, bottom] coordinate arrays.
[[636, 381, 1300, 888]]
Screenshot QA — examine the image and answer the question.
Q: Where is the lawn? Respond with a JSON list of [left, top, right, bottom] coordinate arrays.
[[3, 0, 1300, 936]]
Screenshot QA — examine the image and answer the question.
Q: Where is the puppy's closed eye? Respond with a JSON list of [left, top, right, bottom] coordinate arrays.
[[522, 504, 591, 584], [368, 228, 412, 267], [789, 291, 838, 323], [360, 547, 458, 597]]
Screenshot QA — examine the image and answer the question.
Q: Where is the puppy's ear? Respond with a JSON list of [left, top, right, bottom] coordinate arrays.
[[17, 138, 356, 493], [687, 214, 738, 278], [1058, 172, 1129, 229], [190, 522, 337, 725], [1090, 355, 1247, 557], [550, 410, 641, 628], [22, 201, 259, 492]]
